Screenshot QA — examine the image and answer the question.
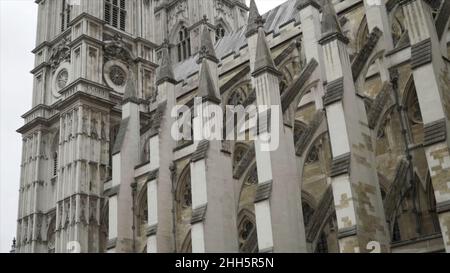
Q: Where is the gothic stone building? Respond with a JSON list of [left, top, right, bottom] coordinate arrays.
[[15, 0, 450, 253]]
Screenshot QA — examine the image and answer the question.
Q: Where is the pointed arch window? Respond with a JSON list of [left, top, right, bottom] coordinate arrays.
[[215, 25, 226, 42], [53, 152, 59, 177], [180, 179, 192, 208], [228, 88, 246, 107], [137, 188, 148, 237], [177, 26, 191, 62], [51, 133, 60, 178], [61, 0, 72, 32], [47, 217, 56, 253], [105, 0, 127, 31]]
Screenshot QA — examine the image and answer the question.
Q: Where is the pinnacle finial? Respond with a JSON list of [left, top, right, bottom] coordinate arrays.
[[197, 22, 219, 64], [246, 0, 262, 37], [319, 0, 348, 44], [255, 15, 266, 29], [156, 40, 177, 86], [321, 0, 342, 35], [198, 59, 221, 104], [252, 25, 281, 78], [123, 73, 138, 102], [202, 14, 209, 25]]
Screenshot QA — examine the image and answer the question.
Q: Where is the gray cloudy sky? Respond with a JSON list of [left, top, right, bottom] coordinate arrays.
[[0, 0, 285, 253]]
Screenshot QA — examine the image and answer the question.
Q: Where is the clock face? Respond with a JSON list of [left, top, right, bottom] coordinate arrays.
[[103, 61, 129, 93], [56, 69, 69, 89], [52, 63, 71, 99], [109, 65, 127, 86]]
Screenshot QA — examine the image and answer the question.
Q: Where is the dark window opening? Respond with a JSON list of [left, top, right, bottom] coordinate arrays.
[[61, 0, 71, 32], [177, 26, 191, 62], [105, 0, 127, 31]]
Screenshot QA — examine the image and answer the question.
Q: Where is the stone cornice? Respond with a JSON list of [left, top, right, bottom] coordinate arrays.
[[32, 29, 71, 54]]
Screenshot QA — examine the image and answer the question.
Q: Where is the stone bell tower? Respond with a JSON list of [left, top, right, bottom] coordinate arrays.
[[16, 0, 159, 253]]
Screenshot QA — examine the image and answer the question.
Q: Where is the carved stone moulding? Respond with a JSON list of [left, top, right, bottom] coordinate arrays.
[[49, 36, 71, 71]]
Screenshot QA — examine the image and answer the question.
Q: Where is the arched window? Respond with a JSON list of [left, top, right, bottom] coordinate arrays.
[[61, 0, 71, 32], [215, 25, 226, 42], [180, 179, 192, 208], [53, 152, 59, 177], [51, 133, 59, 178], [105, 0, 127, 31], [176, 166, 193, 252], [47, 216, 56, 253], [177, 26, 191, 62], [176, 165, 192, 211], [99, 202, 109, 253], [142, 137, 151, 163], [228, 88, 246, 107], [137, 188, 148, 237]]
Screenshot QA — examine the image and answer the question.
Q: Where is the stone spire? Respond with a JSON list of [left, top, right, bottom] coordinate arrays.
[[156, 39, 177, 85], [320, 0, 348, 43], [197, 19, 219, 64], [198, 59, 221, 104], [122, 74, 139, 104], [246, 0, 262, 37], [252, 18, 281, 78], [296, 0, 321, 11]]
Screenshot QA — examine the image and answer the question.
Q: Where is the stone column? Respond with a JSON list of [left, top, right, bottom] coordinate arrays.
[[298, 0, 326, 109], [250, 21, 307, 253], [401, 0, 450, 252], [319, 1, 389, 252], [189, 26, 238, 252], [108, 80, 141, 253], [147, 41, 178, 253]]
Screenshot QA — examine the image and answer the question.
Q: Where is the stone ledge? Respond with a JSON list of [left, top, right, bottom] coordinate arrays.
[[437, 200, 450, 213], [104, 185, 120, 198], [191, 205, 208, 224], [191, 140, 210, 163], [255, 180, 273, 203], [337, 225, 357, 240], [330, 153, 351, 178], [146, 224, 158, 237], [107, 238, 117, 250], [423, 119, 447, 147], [411, 38, 432, 69], [323, 77, 344, 107]]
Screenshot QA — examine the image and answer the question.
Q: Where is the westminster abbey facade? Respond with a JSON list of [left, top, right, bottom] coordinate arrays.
[[14, 0, 450, 253]]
